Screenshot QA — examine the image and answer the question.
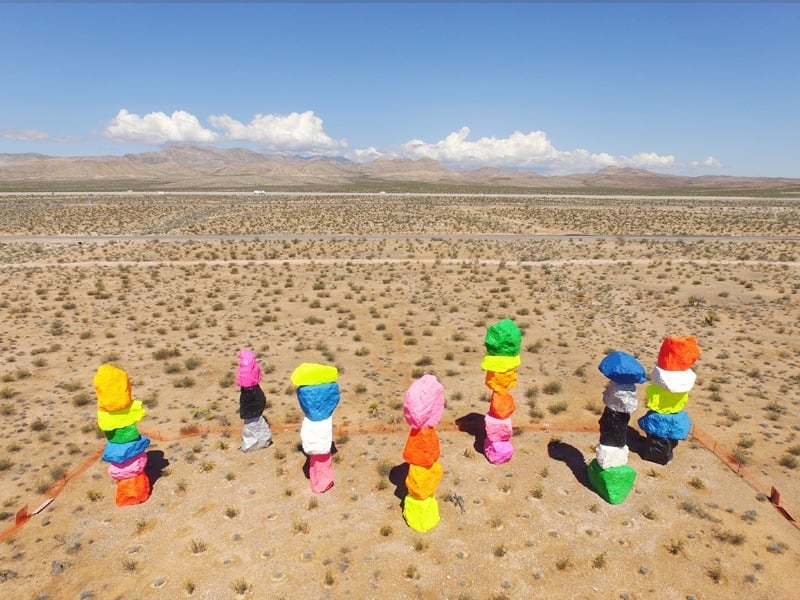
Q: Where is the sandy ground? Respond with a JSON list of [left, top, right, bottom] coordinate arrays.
[[0, 193, 798, 599]]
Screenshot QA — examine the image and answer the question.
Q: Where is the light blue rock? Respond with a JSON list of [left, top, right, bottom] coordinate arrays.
[[102, 436, 150, 464]]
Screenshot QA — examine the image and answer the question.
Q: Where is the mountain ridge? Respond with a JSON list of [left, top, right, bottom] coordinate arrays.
[[1, 145, 798, 194]]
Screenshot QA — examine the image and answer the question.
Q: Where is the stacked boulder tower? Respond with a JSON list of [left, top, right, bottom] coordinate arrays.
[[291, 363, 340, 494], [481, 319, 521, 465], [588, 351, 647, 504], [638, 336, 700, 465], [236, 349, 273, 453], [94, 364, 151, 507], [401, 374, 445, 532]]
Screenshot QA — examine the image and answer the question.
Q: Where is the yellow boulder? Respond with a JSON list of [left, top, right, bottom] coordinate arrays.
[[646, 384, 689, 414], [403, 495, 440, 532], [291, 363, 338, 387], [406, 461, 443, 500], [94, 364, 132, 413], [480, 355, 520, 373], [97, 400, 145, 431]]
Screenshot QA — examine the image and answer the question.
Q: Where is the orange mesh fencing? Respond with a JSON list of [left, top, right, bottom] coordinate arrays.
[[690, 423, 798, 529], [2, 419, 796, 542], [1, 446, 104, 542]]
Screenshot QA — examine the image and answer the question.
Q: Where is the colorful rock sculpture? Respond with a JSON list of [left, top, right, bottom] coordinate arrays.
[[481, 319, 521, 464], [402, 374, 445, 532], [292, 363, 340, 493], [94, 364, 151, 506], [237, 349, 273, 453], [638, 336, 699, 465], [589, 351, 647, 504]]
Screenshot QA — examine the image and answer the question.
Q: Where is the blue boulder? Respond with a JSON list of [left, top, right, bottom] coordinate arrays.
[[102, 436, 151, 464], [637, 410, 691, 440], [598, 351, 647, 384], [297, 382, 340, 421]]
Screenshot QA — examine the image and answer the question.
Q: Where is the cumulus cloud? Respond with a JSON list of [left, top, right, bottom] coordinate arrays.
[[688, 156, 722, 169], [400, 127, 560, 166], [98, 108, 712, 174], [625, 152, 676, 168], [104, 108, 345, 155], [105, 109, 218, 145], [208, 110, 345, 154], [345, 146, 383, 163], [385, 126, 677, 174]]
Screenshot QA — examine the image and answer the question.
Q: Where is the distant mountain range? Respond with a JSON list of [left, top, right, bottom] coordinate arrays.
[[1, 145, 799, 194]]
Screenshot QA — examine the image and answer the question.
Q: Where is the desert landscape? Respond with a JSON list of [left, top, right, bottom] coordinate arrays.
[[0, 189, 798, 599]]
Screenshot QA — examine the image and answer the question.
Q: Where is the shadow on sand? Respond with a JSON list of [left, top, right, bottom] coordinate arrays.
[[547, 439, 592, 491], [455, 412, 487, 456], [145, 450, 170, 488], [389, 462, 409, 502], [626, 426, 648, 458]]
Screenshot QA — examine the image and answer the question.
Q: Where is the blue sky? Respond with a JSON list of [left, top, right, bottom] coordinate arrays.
[[1, 2, 798, 177]]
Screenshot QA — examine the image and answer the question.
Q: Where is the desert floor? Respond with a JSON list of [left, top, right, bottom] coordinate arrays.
[[0, 192, 798, 599]]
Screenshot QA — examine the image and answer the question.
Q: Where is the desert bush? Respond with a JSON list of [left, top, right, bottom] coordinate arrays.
[[153, 347, 181, 360], [174, 376, 195, 388], [542, 381, 561, 395]]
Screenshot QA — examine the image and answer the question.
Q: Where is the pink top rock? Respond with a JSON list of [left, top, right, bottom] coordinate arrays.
[[403, 374, 445, 429], [236, 349, 262, 388]]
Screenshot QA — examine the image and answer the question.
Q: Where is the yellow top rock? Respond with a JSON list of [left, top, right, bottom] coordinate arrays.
[[94, 364, 132, 413]]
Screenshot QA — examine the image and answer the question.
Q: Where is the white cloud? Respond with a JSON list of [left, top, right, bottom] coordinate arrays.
[[2, 128, 52, 142], [688, 156, 722, 169], [105, 109, 218, 145], [209, 110, 345, 154], [345, 146, 383, 162], [97, 108, 713, 174], [384, 126, 677, 174], [0, 129, 77, 144], [625, 152, 676, 168]]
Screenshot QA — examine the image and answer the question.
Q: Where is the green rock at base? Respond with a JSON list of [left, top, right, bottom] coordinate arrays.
[[587, 459, 636, 505]]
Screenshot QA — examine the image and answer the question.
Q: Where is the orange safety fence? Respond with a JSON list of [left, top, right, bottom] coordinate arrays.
[[690, 423, 798, 530], [2, 419, 797, 542], [1, 447, 104, 542]]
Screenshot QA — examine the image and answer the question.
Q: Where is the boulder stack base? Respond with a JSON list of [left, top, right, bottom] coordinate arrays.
[[481, 319, 521, 465]]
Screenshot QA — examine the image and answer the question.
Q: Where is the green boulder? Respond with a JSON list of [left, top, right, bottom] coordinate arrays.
[[484, 319, 522, 357], [587, 459, 636, 504]]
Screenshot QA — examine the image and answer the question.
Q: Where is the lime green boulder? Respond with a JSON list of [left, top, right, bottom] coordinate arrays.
[[291, 362, 338, 387], [403, 495, 440, 532], [587, 459, 636, 504]]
